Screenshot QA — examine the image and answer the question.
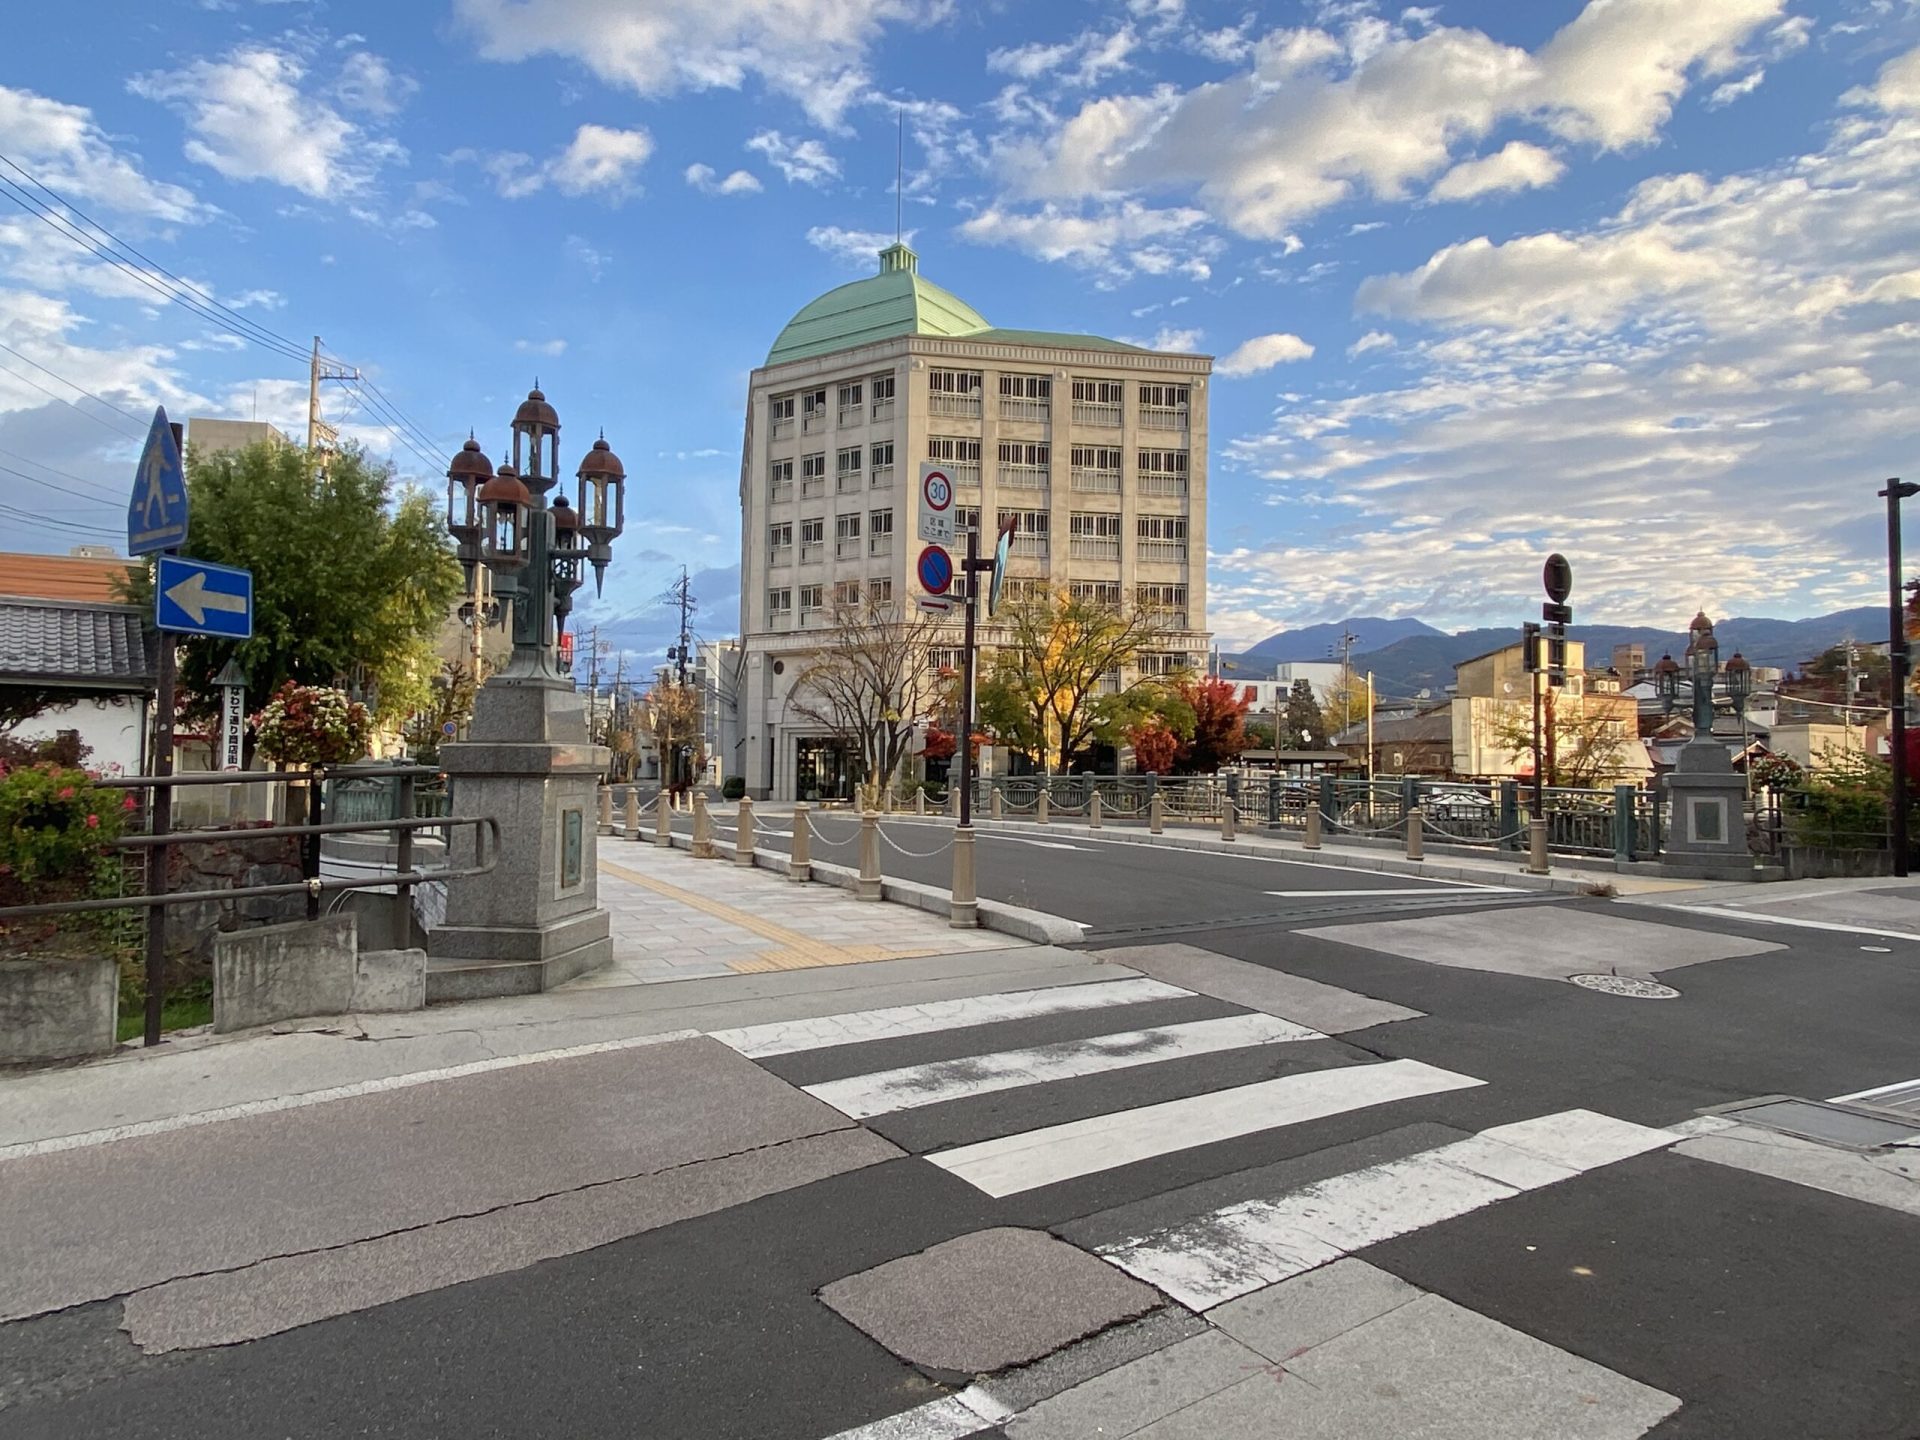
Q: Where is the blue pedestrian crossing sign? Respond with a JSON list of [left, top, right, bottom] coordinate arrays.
[[155, 555, 253, 639], [128, 406, 189, 556]]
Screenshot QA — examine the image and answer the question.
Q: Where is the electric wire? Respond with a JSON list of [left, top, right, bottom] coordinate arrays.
[[0, 345, 146, 435]]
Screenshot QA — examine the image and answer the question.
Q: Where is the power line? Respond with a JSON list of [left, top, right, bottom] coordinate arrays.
[[0, 446, 123, 503], [347, 376, 444, 463], [0, 493, 123, 537], [353, 374, 446, 460], [0, 456, 122, 508], [342, 379, 445, 473], [0, 349, 145, 438]]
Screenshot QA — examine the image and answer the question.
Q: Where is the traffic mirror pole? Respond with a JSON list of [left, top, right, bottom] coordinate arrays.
[[958, 525, 981, 828]]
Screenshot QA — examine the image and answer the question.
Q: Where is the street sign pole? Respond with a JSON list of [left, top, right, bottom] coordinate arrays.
[[144, 641, 174, 1047], [957, 525, 980, 829]]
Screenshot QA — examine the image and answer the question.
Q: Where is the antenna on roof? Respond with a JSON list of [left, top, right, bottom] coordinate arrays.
[[895, 108, 903, 244]]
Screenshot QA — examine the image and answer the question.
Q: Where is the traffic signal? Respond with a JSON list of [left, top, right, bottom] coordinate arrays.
[[1522, 622, 1542, 673], [1546, 626, 1568, 687]]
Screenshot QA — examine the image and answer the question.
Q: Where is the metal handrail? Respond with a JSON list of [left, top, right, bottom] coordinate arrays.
[[95, 763, 444, 790]]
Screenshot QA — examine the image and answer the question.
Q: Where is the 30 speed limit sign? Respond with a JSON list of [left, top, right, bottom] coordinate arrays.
[[918, 462, 955, 544]]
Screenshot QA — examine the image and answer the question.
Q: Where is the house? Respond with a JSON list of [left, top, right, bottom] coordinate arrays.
[[1448, 637, 1649, 784], [1335, 706, 1454, 777], [0, 596, 153, 773]]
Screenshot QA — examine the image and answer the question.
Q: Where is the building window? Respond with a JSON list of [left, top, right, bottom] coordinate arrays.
[[928, 369, 982, 418], [869, 508, 894, 554], [869, 577, 894, 606], [769, 458, 793, 504], [956, 505, 980, 539], [767, 587, 792, 622], [1137, 514, 1188, 562], [927, 435, 981, 486], [1072, 378, 1123, 427], [837, 381, 864, 427], [870, 440, 895, 487], [1069, 510, 1122, 561], [1137, 583, 1188, 623], [1070, 445, 1122, 493], [769, 522, 794, 568], [800, 516, 824, 563], [1137, 651, 1192, 676], [1071, 579, 1122, 606], [835, 512, 862, 559], [834, 578, 861, 606], [1138, 383, 1190, 432], [799, 583, 824, 621], [999, 373, 1051, 422], [836, 446, 863, 493], [801, 388, 829, 434], [1000, 508, 1050, 559], [871, 373, 896, 421], [998, 441, 1049, 492], [1137, 449, 1190, 497], [769, 393, 795, 440], [1005, 577, 1051, 605], [801, 451, 826, 497], [929, 646, 965, 674]]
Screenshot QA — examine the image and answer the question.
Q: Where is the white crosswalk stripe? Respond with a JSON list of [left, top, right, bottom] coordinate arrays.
[[804, 1012, 1323, 1119], [709, 978, 1191, 1059]]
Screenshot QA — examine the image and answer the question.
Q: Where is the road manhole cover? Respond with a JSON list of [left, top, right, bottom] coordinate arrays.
[[1568, 974, 1680, 999]]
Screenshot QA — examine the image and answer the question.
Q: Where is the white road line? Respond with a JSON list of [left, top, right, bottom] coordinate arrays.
[[995, 836, 1089, 851], [0, 1030, 704, 1165], [928, 1057, 1483, 1198], [805, 1013, 1323, 1119], [708, 978, 1191, 1059], [1100, 1107, 1674, 1310], [819, 1395, 991, 1440], [1660, 906, 1920, 943], [1832, 1076, 1920, 1103], [1264, 886, 1519, 898]]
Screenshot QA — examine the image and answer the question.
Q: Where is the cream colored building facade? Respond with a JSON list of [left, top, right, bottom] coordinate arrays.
[[1449, 638, 1649, 783], [737, 243, 1211, 800]]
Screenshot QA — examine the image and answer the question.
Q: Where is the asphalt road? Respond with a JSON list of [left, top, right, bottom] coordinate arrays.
[[7, 859, 1920, 1437]]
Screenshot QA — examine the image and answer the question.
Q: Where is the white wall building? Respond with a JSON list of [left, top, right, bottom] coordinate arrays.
[[736, 243, 1212, 800]]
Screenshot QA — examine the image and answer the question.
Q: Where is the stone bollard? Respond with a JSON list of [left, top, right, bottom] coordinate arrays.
[[990, 787, 1003, 820], [950, 825, 979, 928], [790, 803, 813, 883], [735, 795, 757, 867], [1089, 791, 1102, 829], [1149, 793, 1164, 835], [1221, 796, 1237, 842], [1304, 805, 1322, 850], [947, 786, 960, 819], [857, 810, 882, 900], [1527, 818, 1550, 875], [1037, 790, 1050, 825], [655, 789, 672, 847], [598, 785, 613, 835], [624, 785, 640, 840], [691, 793, 716, 859], [1405, 806, 1424, 861], [915, 788, 927, 817]]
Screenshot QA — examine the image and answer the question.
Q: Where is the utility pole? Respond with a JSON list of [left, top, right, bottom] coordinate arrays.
[[585, 626, 602, 742], [668, 567, 694, 685], [306, 337, 359, 475], [1330, 629, 1359, 732]]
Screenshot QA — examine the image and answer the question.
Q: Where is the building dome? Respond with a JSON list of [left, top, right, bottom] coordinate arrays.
[[766, 242, 990, 365]]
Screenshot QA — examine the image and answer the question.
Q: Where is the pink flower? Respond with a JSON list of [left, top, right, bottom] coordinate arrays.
[[85, 813, 99, 829], [56, 786, 74, 801], [123, 795, 138, 811]]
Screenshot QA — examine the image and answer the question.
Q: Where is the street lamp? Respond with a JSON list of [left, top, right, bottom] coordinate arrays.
[[1882, 477, 1918, 876], [1684, 611, 1717, 736]]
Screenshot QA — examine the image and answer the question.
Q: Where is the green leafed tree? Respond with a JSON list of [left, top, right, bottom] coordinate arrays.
[[119, 441, 462, 732], [1282, 678, 1323, 749]]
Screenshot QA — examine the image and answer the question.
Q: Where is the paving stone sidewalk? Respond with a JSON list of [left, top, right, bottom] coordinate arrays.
[[580, 842, 1019, 986]]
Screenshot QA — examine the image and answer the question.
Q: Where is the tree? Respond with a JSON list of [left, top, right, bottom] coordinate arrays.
[[975, 587, 1178, 772], [1319, 673, 1373, 743], [1172, 676, 1252, 774], [0, 686, 71, 736], [1282, 678, 1322, 749], [1128, 721, 1181, 775], [788, 593, 947, 805], [118, 441, 462, 733], [1488, 695, 1639, 787], [401, 662, 479, 764], [644, 679, 703, 794]]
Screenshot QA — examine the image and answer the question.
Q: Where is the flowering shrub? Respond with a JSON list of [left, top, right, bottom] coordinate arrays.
[[0, 764, 127, 884], [252, 682, 371, 766], [1748, 753, 1805, 792]]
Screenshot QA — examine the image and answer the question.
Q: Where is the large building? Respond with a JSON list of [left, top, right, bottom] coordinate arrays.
[[187, 417, 290, 456], [736, 243, 1212, 800]]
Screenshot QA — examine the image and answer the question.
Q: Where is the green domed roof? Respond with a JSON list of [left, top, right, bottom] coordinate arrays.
[[767, 243, 990, 364]]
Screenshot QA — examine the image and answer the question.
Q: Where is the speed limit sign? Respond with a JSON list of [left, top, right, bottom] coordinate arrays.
[[919, 463, 955, 543]]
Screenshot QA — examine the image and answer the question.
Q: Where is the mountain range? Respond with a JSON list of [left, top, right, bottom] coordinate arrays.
[[1227, 607, 1888, 699]]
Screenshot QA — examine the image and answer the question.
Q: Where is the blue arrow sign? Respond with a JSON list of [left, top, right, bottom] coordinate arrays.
[[155, 555, 253, 639], [128, 406, 189, 556]]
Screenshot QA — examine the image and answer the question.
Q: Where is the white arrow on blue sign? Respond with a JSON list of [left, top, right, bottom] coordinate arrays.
[[128, 406, 189, 556], [155, 555, 254, 639]]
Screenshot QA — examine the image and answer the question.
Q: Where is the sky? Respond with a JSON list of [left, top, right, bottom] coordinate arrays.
[[1, 0, 1918, 671]]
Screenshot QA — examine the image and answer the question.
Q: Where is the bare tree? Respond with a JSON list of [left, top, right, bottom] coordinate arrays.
[[644, 679, 704, 798], [789, 593, 947, 807]]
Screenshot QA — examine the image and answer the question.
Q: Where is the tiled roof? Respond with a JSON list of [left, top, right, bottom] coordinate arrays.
[[0, 597, 152, 688], [0, 552, 138, 603]]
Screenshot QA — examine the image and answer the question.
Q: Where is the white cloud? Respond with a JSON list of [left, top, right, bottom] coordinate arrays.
[[746, 130, 840, 186], [130, 46, 402, 199], [806, 225, 911, 267], [1347, 220, 1389, 235], [334, 51, 416, 117], [453, 0, 920, 129], [1706, 69, 1767, 109], [1149, 326, 1203, 352], [990, 27, 1138, 88], [1428, 141, 1565, 201], [1859, 44, 1920, 113], [550, 124, 652, 197], [514, 338, 568, 357], [1218, 332, 1315, 375], [685, 162, 762, 195], [1348, 329, 1395, 355], [0, 85, 202, 222], [958, 199, 1213, 280]]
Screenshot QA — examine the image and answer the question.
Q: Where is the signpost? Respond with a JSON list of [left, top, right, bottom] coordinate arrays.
[[918, 463, 955, 545], [156, 556, 254, 638], [213, 659, 248, 772], [1522, 553, 1574, 820], [953, 514, 1019, 830], [127, 406, 188, 556]]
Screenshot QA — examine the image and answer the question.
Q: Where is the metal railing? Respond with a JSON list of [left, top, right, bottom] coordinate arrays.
[[1071, 467, 1121, 493], [1000, 398, 1050, 423], [1000, 464, 1049, 491], [1137, 540, 1188, 563], [1139, 405, 1188, 431], [1073, 400, 1121, 427], [929, 393, 982, 419]]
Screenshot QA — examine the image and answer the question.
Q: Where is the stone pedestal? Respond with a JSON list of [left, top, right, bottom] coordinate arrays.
[[1662, 740, 1755, 881], [425, 678, 614, 1000]]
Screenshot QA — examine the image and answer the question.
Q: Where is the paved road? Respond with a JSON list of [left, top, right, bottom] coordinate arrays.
[[6, 867, 1920, 1437]]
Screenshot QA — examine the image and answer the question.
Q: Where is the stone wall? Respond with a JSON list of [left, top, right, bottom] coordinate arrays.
[[162, 824, 307, 966]]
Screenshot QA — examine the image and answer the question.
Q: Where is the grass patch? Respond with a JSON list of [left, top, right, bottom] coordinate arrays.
[[116, 983, 213, 1042]]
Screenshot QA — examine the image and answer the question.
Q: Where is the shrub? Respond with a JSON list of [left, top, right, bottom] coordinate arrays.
[[0, 764, 129, 886], [721, 775, 746, 800], [253, 682, 371, 766]]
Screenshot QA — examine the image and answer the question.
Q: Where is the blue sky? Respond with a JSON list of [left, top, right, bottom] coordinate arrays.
[[2, 0, 1918, 669]]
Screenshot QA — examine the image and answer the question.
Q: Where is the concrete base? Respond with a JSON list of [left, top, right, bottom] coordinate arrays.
[[214, 915, 359, 1033], [1664, 741, 1759, 881], [0, 955, 118, 1065], [425, 907, 612, 1002], [353, 948, 427, 1012]]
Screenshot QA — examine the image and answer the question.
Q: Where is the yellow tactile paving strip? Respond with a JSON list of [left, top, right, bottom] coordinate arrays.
[[597, 858, 941, 973]]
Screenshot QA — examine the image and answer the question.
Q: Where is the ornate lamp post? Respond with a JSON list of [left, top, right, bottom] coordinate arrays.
[[428, 386, 630, 995]]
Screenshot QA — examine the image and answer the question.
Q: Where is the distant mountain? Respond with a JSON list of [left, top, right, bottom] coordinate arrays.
[[1227, 607, 1890, 699], [1241, 616, 1444, 662]]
